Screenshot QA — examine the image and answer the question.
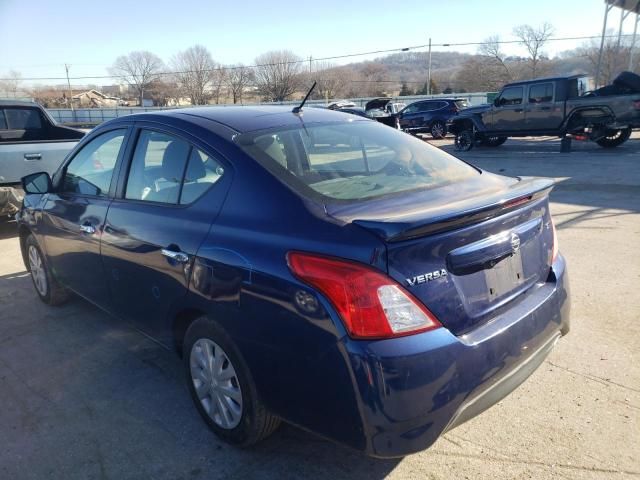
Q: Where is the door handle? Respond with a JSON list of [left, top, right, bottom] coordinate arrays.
[[79, 223, 96, 234], [24, 153, 42, 160], [539, 106, 551, 111], [161, 248, 189, 263]]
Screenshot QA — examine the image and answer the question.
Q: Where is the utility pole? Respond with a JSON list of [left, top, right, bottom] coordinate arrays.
[[64, 64, 74, 112], [427, 38, 432, 96], [308, 55, 313, 74]]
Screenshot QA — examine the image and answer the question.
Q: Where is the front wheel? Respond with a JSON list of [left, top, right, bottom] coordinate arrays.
[[184, 316, 280, 447], [454, 129, 475, 151], [430, 121, 447, 139], [596, 127, 632, 148]]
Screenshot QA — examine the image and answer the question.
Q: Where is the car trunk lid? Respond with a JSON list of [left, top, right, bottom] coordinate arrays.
[[326, 173, 555, 335]]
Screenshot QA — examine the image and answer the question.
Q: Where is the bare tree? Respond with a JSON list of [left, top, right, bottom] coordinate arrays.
[[513, 23, 555, 77], [171, 45, 218, 105], [0, 70, 22, 97], [254, 50, 303, 102], [479, 36, 512, 81], [210, 66, 226, 104], [311, 62, 352, 101], [226, 64, 254, 104], [110, 51, 164, 106], [578, 36, 633, 85]]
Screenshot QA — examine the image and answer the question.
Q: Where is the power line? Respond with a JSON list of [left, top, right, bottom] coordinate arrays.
[[1, 33, 637, 82]]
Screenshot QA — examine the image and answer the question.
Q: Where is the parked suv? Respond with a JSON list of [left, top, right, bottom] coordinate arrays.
[[397, 98, 470, 139]]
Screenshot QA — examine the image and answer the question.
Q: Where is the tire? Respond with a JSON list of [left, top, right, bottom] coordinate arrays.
[[184, 316, 280, 447], [613, 71, 640, 92], [480, 136, 507, 147], [454, 129, 474, 151], [430, 121, 447, 139], [596, 127, 632, 148], [25, 234, 70, 306]]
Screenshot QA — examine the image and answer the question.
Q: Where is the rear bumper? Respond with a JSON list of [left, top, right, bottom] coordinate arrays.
[[344, 253, 570, 457]]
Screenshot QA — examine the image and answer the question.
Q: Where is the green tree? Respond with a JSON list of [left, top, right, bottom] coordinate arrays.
[[399, 82, 413, 96]]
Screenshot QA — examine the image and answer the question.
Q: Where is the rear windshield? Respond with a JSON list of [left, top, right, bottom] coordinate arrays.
[[455, 100, 469, 109], [236, 120, 478, 203]]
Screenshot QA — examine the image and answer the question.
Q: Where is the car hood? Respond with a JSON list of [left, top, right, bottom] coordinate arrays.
[[365, 98, 393, 111], [459, 104, 491, 115]]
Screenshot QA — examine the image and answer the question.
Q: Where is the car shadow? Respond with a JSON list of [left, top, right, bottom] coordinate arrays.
[[0, 272, 402, 479], [0, 219, 18, 240], [436, 137, 640, 228]]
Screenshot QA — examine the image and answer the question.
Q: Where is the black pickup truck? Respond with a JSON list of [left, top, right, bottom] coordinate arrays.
[[449, 73, 640, 151]]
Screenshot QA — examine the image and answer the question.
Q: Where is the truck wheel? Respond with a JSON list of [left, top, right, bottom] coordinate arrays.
[[430, 121, 447, 139], [480, 136, 507, 147], [613, 71, 640, 92], [596, 127, 632, 148], [184, 316, 280, 447], [454, 130, 474, 151]]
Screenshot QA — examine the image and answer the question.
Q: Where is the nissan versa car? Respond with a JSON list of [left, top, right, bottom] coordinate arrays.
[[17, 106, 570, 458]]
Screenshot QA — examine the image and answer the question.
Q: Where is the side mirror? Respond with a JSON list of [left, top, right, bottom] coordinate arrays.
[[22, 172, 52, 194], [493, 98, 501, 107]]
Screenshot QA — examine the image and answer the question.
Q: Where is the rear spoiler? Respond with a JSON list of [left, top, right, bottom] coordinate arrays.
[[351, 178, 555, 243]]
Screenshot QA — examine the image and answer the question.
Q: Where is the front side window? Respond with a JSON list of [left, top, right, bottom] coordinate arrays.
[[528, 83, 553, 103], [61, 129, 125, 196], [0, 111, 7, 130], [416, 102, 435, 112], [237, 121, 478, 202], [499, 87, 523, 106], [125, 130, 224, 205], [5, 108, 42, 130]]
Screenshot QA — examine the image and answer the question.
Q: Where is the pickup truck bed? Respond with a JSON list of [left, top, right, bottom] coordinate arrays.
[[1, 100, 84, 216]]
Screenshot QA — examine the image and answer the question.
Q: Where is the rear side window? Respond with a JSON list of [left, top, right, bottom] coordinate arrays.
[[62, 129, 125, 196], [416, 102, 435, 112], [529, 83, 553, 103], [125, 129, 225, 205], [237, 121, 478, 202], [0, 111, 7, 129], [5, 108, 42, 129], [499, 87, 523, 105]]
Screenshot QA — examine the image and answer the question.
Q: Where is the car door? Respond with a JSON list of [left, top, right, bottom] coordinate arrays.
[[525, 82, 562, 131], [40, 127, 129, 307], [487, 86, 525, 132], [100, 126, 230, 341], [399, 102, 430, 130]]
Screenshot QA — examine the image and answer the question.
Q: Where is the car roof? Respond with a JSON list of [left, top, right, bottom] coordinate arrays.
[[504, 74, 587, 87], [122, 105, 368, 134]]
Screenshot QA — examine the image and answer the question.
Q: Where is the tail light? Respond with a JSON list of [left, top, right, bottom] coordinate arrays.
[[287, 252, 441, 339]]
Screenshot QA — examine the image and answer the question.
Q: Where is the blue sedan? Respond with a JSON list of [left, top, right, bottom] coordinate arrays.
[[17, 106, 570, 457]]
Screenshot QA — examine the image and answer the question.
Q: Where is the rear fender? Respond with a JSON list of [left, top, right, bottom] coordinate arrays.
[[563, 106, 615, 133]]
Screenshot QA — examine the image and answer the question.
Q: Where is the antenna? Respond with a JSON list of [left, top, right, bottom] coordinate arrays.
[[292, 81, 317, 114]]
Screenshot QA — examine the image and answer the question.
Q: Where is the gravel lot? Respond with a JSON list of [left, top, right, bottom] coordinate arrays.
[[0, 135, 638, 480]]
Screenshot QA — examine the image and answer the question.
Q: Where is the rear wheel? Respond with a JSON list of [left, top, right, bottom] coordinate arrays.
[[25, 234, 70, 306], [184, 316, 280, 446], [596, 127, 632, 148], [480, 136, 507, 147], [454, 129, 475, 151], [430, 121, 447, 139]]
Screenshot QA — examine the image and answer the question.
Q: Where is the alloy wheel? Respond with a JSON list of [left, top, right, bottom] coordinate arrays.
[[190, 338, 243, 429], [28, 245, 48, 297]]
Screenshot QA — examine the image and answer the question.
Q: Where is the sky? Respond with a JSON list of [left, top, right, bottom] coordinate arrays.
[[0, 0, 637, 86]]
